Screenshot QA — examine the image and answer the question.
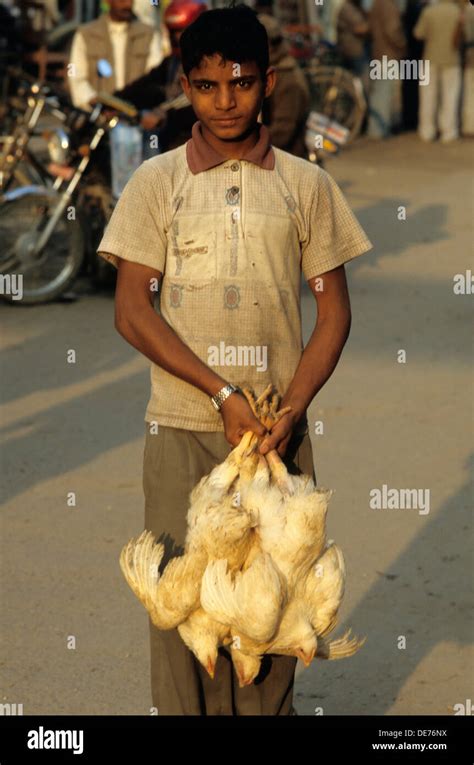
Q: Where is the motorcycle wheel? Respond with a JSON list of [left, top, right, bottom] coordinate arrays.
[[0, 191, 84, 304], [305, 65, 366, 143]]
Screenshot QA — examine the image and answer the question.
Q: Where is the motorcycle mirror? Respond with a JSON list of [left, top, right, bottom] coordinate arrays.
[[97, 59, 113, 78]]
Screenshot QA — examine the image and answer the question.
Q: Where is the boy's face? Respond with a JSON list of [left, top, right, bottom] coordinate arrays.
[[180, 55, 275, 141]]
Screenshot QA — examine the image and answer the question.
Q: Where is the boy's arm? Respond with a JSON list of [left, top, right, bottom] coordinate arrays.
[[259, 265, 351, 457], [115, 259, 267, 446], [257, 164, 372, 457]]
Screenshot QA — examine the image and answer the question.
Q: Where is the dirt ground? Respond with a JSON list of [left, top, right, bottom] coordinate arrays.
[[1, 132, 472, 715]]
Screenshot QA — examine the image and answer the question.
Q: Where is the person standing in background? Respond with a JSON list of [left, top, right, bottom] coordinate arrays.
[[132, 0, 172, 57], [337, 0, 370, 78], [402, 0, 430, 131], [367, 0, 407, 138], [258, 13, 310, 157], [413, 0, 462, 143], [68, 0, 165, 110], [458, 0, 474, 137], [115, 0, 207, 154]]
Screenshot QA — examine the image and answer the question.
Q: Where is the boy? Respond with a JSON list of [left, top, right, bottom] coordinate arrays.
[[97, 3, 372, 715]]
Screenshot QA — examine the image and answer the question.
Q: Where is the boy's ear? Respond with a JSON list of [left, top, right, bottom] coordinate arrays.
[[180, 73, 191, 98], [264, 66, 277, 98]]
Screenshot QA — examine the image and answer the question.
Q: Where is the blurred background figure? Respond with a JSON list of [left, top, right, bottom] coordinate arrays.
[[133, 0, 172, 56], [258, 12, 310, 157], [114, 0, 207, 154], [414, 0, 463, 143], [401, 0, 430, 131], [68, 0, 165, 110], [459, 0, 474, 137], [367, 0, 407, 138], [336, 0, 370, 80]]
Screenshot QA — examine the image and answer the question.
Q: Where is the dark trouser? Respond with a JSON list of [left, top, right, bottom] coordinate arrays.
[[142, 424, 316, 715]]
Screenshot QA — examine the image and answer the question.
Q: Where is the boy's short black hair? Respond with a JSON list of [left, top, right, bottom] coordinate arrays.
[[180, 3, 269, 82]]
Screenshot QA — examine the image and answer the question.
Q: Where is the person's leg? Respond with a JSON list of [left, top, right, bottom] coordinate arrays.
[[367, 76, 392, 138], [143, 423, 237, 715], [418, 64, 438, 141], [440, 65, 461, 142], [461, 67, 474, 136]]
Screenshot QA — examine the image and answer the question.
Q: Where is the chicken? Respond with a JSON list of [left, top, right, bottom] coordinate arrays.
[[187, 495, 257, 572], [177, 607, 232, 679], [185, 429, 258, 570], [200, 551, 287, 643], [185, 429, 256, 540], [119, 530, 207, 629], [230, 643, 263, 687]]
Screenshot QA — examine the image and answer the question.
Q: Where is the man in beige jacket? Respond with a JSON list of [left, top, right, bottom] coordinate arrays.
[[68, 0, 165, 111]]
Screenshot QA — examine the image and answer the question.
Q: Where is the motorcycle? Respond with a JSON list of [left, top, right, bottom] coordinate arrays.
[[290, 37, 367, 165], [0, 87, 140, 303], [0, 70, 190, 304], [0, 67, 69, 192]]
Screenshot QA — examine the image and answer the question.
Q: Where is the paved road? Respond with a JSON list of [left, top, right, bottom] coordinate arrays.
[[1, 132, 472, 715]]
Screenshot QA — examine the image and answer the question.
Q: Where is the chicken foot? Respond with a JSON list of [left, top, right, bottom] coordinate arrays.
[[242, 386, 295, 496]]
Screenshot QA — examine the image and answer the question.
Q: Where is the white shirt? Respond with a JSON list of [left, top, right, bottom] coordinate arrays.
[[68, 17, 164, 110]]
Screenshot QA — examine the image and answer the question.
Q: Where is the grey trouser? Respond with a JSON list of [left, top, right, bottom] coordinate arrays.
[[142, 423, 316, 715]]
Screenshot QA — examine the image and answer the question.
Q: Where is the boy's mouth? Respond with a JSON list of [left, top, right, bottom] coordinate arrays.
[[212, 117, 242, 126]]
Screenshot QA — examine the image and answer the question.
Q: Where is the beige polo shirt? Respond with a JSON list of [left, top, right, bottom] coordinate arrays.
[[97, 120, 372, 431]]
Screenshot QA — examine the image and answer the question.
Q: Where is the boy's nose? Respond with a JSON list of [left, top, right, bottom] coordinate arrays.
[[215, 88, 237, 111]]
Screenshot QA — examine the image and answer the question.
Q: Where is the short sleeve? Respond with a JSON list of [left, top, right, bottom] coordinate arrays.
[[97, 159, 167, 272], [301, 167, 373, 281]]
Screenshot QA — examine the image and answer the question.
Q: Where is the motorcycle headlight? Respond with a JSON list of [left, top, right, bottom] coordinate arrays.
[[46, 128, 70, 164]]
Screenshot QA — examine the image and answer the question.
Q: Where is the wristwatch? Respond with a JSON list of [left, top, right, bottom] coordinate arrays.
[[211, 383, 240, 411]]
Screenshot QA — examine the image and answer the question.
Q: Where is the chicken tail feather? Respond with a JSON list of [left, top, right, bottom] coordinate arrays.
[[316, 628, 367, 660]]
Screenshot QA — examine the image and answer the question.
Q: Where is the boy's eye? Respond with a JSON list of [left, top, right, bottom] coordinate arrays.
[[195, 80, 253, 91]]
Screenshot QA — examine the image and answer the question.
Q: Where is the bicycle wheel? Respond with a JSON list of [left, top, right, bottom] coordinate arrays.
[[0, 191, 84, 304]]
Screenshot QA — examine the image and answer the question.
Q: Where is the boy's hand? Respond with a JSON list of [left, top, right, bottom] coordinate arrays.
[[258, 409, 301, 458], [220, 392, 267, 447]]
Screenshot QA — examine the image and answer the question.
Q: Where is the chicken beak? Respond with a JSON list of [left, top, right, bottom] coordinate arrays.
[[297, 648, 316, 666], [236, 669, 253, 688], [205, 659, 216, 679]]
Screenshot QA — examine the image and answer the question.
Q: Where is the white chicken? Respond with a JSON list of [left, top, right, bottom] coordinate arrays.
[[119, 530, 207, 629], [177, 607, 232, 679], [200, 551, 287, 643]]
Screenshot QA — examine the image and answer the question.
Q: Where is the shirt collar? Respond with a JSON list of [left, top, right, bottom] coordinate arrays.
[[186, 119, 275, 174], [107, 16, 129, 33]]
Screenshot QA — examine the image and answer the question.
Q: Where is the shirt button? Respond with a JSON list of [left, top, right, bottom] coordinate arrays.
[[226, 186, 240, 204], [230, 162, 240, 171]]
